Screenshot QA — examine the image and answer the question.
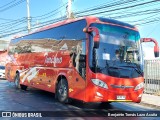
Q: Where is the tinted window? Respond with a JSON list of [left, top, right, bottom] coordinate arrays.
[[9, 20, 86, 54], [10, 20, 86, 44], [89, 23, 143, 78]]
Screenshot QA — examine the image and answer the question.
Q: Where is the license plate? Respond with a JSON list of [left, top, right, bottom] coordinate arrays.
[[117, 95, 126, 100]]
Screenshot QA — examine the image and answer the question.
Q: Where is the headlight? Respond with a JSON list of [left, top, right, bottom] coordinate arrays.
[[134, 82, 144, 91], [91, 79, 108, 89]]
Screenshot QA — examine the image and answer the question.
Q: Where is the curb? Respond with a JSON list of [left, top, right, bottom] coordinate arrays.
[[139, 102, 160, 110], [126, 102, 160, 110]]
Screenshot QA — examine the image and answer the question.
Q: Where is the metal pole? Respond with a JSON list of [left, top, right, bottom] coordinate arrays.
[[67, 0, 72, 19], [26, 0, 31, 33]]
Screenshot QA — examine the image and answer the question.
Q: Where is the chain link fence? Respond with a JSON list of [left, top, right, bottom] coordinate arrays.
[[144, 60, 160, 95]]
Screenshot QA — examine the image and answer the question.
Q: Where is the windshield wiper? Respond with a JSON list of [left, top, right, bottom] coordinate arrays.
[[120, 65, 143, 76], [133, 63, 143, 76]]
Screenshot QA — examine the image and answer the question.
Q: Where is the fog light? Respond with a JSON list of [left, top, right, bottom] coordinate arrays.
[[96, 92, 103, 97]]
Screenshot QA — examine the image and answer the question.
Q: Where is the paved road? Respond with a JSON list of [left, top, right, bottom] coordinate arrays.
[[0, 80, 159, 120]]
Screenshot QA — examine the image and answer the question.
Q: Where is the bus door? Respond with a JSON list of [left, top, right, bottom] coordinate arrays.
[[70, 40, 86, 99]]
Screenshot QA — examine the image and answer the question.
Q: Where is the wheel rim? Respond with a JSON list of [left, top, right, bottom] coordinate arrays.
[[58, 84, 67, 99]]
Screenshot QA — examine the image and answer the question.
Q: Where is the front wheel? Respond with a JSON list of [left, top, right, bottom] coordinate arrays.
[[56, 79, 69, 103], [100, 102, 111, 106]]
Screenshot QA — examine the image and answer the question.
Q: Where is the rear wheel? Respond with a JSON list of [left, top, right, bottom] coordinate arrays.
[[20, 84, 28, 91], [14, 73, 20, 89], [56, 79, 69, 103], [14, 73, 27, 90]]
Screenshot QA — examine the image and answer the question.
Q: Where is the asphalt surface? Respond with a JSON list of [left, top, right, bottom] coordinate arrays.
[[0, 80, 159, 120]]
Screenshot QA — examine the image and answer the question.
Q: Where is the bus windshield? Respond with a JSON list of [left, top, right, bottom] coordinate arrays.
[[89, 23, 143, 78]]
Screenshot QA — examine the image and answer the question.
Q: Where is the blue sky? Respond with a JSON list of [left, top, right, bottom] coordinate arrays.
[[0, 0, 160, 59]]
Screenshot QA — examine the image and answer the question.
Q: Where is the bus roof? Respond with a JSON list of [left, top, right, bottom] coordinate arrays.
[[34, 16, 137, 33], [12, 16, 138, 40]]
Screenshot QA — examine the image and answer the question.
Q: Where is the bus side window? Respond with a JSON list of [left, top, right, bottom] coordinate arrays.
[[70, 40, 86, 79], [79, 41, 86, 79]]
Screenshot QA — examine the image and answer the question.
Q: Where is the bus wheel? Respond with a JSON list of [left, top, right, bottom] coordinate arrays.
[[20, 84, 28, 91], [14, 73, 28, 90], [100, 102, 111, 106], [56, 79, 69, 103], [14, 73, 20, 89]]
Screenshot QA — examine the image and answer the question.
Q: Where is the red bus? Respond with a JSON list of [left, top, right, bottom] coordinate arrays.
[[5, 16, 159, 103], [0, 50, 7, 79]]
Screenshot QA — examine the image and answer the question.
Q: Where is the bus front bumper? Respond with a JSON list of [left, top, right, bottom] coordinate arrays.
[[85, 87, 143, 103]]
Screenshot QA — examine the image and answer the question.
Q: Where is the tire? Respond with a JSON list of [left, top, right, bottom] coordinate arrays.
[[14, 73, 20, 89], [100, 102, 110, 106], [20, 84, 28, 91], [56, 79, 69, 103], [14, 73, 27, 90]]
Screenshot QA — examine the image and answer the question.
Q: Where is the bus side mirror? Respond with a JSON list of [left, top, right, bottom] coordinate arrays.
[[83, 27, 100, 48], [141, 38, 159, 58], [154, 45, 159, 57]]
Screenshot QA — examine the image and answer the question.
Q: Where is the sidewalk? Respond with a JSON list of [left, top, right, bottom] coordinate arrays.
[[140, 93, 160, 110]]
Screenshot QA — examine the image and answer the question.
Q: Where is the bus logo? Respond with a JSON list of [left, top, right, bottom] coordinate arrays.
[[45, 56, 62, 64], [111, 84, 134, 89]]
